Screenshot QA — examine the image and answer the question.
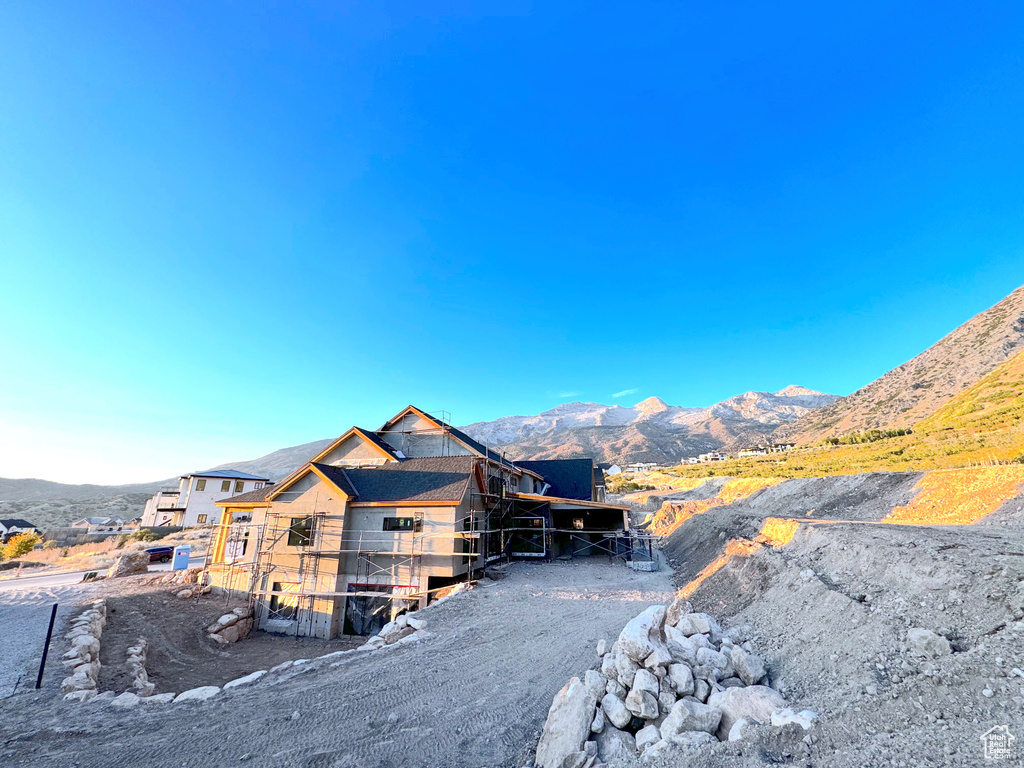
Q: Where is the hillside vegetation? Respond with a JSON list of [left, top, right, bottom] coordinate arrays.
[[667, 348, 1024, 480]]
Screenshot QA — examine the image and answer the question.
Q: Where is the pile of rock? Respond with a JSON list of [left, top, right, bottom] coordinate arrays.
[[357, 612, 427, 651], [125, 637, 154, 696], [206, 607, 254, 644], [534, 597, 817, 768], [106, 551, 150, 579], [60, 600, 106, 701]]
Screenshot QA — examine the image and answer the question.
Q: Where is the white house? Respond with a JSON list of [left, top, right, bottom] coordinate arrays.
[[141, 470, 271, 528], [605, 464, 623, 476], [0, 518, 39, 541]]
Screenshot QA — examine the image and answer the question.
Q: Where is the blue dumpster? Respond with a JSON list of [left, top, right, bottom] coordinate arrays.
[[172, 544, 192, 571]]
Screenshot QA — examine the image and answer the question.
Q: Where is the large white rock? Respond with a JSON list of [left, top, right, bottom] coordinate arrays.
[[595, 726, 636, 766], [664, 625, 697, 665], [635, 724, 661, 754], [643, 646, 672, 670], [707, 685, 787, 741], [728, 717, 751, 741], [616, 605, 666, 663], [660, 699, 722, 737], [110, 691, 141, 708], [731, 646, 766, 685], [664, 595, 693, 628], [601, 649, 618, 678], [676, 612, 722, 642], [907, 628, 952, 658], [535, 678, 598, 768], [406, 615, 426, 631], [224, 670, 267, 689], [625, 687, 659, 720], [106, 551, 150, 579], [606, 679, 627, 698], [174, 686, 221, 703], [141, 692, 176, 704], [584, 669, 606, 699], [615, 653, 640, 689], [668, 663, 694, 696], [631, 668, 659, 698], [591, 705, 605, 734], [600, 692, 632, 729]]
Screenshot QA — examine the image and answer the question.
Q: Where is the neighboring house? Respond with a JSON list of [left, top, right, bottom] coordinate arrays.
[[626, 462, 661, 474], [207, 405, 642, 639], [71, 517, 124, 533], [697, 451, 727, 463], [140, 470, 272, 528], [605, 464, 623, 476], [0, 518, 39, 542]]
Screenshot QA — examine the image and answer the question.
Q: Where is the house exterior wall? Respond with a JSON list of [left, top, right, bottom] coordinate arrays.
[[319, 434, 394, 466], [378, 412, 474, 458], [173, 475, 269, 528]]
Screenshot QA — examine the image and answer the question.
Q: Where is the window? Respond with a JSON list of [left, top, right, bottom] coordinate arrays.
[[196, 479, 207, 491], [235, 480, 244, 493], [383, 517, 415, 532], [197, 514, 208, 524], [255, 482, 264, 489], [268, 582, 298, 620], [221, 480, 231, 492], [287, 517, 314, 546]]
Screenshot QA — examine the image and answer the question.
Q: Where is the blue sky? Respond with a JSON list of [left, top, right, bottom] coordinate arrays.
[[2, 2, 1023, 484]]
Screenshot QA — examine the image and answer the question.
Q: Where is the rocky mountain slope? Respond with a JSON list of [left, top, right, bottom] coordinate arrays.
[[779, 284, 1024, 444], [461, 387, 838, 464]]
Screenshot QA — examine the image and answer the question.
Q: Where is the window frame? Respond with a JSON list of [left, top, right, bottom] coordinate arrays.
[[197, 514, 208, 524], [221, 480, 231, 492], [235, 480, 244, 493], [383, 517, 416, 532], [287, 517, 315, 547], [195, 479, 207, 491]]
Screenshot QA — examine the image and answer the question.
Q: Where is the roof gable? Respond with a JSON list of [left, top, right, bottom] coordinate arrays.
[[314, 456, 474, 504]]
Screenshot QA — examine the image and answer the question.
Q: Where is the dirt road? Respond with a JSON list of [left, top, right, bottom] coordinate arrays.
[[0, 559, 672, 768]]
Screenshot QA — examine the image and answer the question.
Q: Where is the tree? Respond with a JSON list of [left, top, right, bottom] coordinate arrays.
[[3, 532, 41, 560]]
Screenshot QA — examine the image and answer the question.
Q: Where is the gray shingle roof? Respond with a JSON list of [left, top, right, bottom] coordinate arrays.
[[313, 457, 475, 503], [0, 519, 37, 530], [218, 484, 277, 505], [517, 459, 595, 501]]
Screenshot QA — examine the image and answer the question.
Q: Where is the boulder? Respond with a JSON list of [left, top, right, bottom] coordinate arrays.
[[657, 687, 676, 714], [596, 638, 608, 657], [595, 726, 636, 767], [63, 690, 96, 702], [664, 595, 693, 628], [730, 646, 766, 686], [176, 589, 193, 599], [667, 664, 694, 696], [616, 605, 666, 663], [107, 551, 150, 579], [584, 670, 606, 699], [600, 693, 632, 729], [695, 647, 730, 676], [643, 646, 672, 670], [676, 613, 722, 642], [174, 686, 221, 703], [907, 628, 952, 658], [664, 626, 697, 665], [635, 724, 661, 754], [707, 685, 786, 741], [727, 717, 751, 741], [216, 613, 240, 629], [535, 678, 598, 768], [631, 668, 659, 698], [406, 615, 426, 631], [694, 679, 711, 702], [624, 687, 659, 719], [558, 752, 588, 768], [771, 708, 818, 730], [219, 624, 242, 643], [590, 705, 605, 734], [615, 653, 640, 689], [660, 699, 722, 737], [110, 691, 141, 708], [600, 650, 618, 679], [606, 679, 627, 699], [224, 670, 267, 689], [381, 625, 415, 645], [668, 731, 717, 749]]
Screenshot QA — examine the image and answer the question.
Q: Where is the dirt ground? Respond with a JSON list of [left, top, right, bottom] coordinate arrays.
[[98, 577, 361, 693], [0, 559, 673, 768]]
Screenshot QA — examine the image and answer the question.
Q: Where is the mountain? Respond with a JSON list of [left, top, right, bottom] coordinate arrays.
[[780, 284, 1024, 444], [460, 387, 839, 464], [204, 438, 334, 480]]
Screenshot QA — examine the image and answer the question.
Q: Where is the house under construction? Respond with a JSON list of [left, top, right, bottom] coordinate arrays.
[[207, 405, 653, 639]]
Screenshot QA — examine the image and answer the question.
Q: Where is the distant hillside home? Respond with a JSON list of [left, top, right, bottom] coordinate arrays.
[[71, 517, 124, 533], [140, 470, 272, 528], [207, 405, 645, 639], [626, 462, 661, 474], [0, 518, 39, 542], [698, 451, 727, 463], [605, 464, 623, 476]]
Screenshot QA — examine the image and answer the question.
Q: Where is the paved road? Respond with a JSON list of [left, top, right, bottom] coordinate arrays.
[[0, 556, 206, 592]]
